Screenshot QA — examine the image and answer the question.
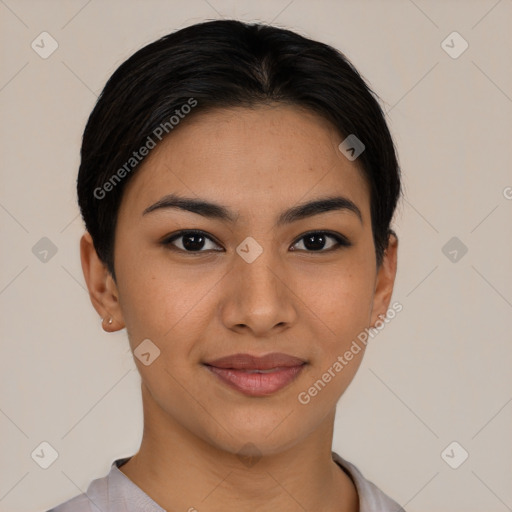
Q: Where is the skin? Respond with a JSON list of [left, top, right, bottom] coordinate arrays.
[[80, 104, 398, 512]]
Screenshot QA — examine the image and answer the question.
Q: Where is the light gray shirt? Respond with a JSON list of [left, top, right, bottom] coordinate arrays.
[[47, 452, 405, 512]]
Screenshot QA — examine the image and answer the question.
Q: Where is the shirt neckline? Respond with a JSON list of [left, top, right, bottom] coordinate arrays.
[[109, 452, 361, 510]]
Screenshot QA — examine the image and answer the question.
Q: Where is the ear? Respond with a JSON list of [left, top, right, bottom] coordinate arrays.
[[80, 231, 125, 332], [369, 231, 398, 327]]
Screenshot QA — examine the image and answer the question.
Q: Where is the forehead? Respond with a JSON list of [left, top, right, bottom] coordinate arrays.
[[119, 104, 370, 222]]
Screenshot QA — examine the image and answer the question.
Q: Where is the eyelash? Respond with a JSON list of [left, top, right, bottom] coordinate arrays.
[[161, 229, 351, 254]]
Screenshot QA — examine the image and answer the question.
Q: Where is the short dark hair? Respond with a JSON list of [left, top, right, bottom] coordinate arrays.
[[77, 19, 401, 281]]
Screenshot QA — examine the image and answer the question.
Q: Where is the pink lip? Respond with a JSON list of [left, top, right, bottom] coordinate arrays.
[[205, 352, 306, 370], [205, 365, 305, 397], [204, 352, 307, 397]]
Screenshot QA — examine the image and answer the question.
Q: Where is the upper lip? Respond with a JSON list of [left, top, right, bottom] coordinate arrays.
[[204, 352, 307, 370]]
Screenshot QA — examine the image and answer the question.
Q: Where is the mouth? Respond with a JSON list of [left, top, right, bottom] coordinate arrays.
[[203, 352, 307, 397]]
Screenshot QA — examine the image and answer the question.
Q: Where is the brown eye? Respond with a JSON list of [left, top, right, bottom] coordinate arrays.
[[162, 230, 223, 253], [290, 231, 351, 252]]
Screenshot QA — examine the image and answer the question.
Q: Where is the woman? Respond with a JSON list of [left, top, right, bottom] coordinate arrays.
[[49, 19, 403, 512]]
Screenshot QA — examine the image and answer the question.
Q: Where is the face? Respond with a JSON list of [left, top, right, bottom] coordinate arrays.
[[82, 104, 397, 457]]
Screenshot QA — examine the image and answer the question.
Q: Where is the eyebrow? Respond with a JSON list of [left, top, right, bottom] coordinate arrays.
[[142, 193, 363, 225]]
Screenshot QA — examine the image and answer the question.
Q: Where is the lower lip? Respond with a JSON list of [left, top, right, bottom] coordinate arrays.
[[205, 364, 305, 397]]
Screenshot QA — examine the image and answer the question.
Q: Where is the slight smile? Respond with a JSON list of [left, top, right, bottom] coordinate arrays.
[[203, 352, 307, 397]]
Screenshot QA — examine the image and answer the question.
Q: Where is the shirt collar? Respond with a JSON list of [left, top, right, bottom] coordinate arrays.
[[100, 452, 403, 512]]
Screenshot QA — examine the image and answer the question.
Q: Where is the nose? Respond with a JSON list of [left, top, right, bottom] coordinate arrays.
[[220, 248, 298, 337]]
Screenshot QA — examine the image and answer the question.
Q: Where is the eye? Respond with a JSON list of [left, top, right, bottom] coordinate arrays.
[[161, 229, 351, 254], [290, 231, 351, 252], [162, 230, 223, 253]]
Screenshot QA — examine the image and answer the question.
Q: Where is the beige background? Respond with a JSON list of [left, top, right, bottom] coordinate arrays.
[[1, 0, 511, 511]]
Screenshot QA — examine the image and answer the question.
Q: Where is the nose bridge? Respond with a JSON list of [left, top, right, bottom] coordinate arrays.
[[223, 237, 296, 332], [235, 239, 284, 300]]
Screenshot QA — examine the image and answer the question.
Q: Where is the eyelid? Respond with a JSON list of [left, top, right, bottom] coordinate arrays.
[[161, 229, 351, 253], [290, 230, 351, 251], [162, 229, 223, 251]]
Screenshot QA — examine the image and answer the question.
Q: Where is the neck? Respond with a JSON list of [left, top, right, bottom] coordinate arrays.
[[119, 383, 358, 512]]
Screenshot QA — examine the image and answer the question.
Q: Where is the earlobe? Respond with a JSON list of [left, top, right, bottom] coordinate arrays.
[[80, 231, 125, 332], [370, 232, 398, 327]]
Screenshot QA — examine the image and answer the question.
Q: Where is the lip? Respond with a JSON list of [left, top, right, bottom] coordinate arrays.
[[204, 352, 307, 370], [203, 352, 307, 397]]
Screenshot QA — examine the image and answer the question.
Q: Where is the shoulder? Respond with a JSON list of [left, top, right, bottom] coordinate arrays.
[[332, 452, 406, 512], [45, 457, 133, 512], [45, 472, 111, 512], [46, 492, 98, 512]]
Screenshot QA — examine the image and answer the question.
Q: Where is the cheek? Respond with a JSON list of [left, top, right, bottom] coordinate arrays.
[[297, 255, 375, 330], [309, 282, 371, 376], [298, 250, 375, 372], [115, 239, 177, 320], [116, 249, 224, 357], [296, 277, 372, 413]]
